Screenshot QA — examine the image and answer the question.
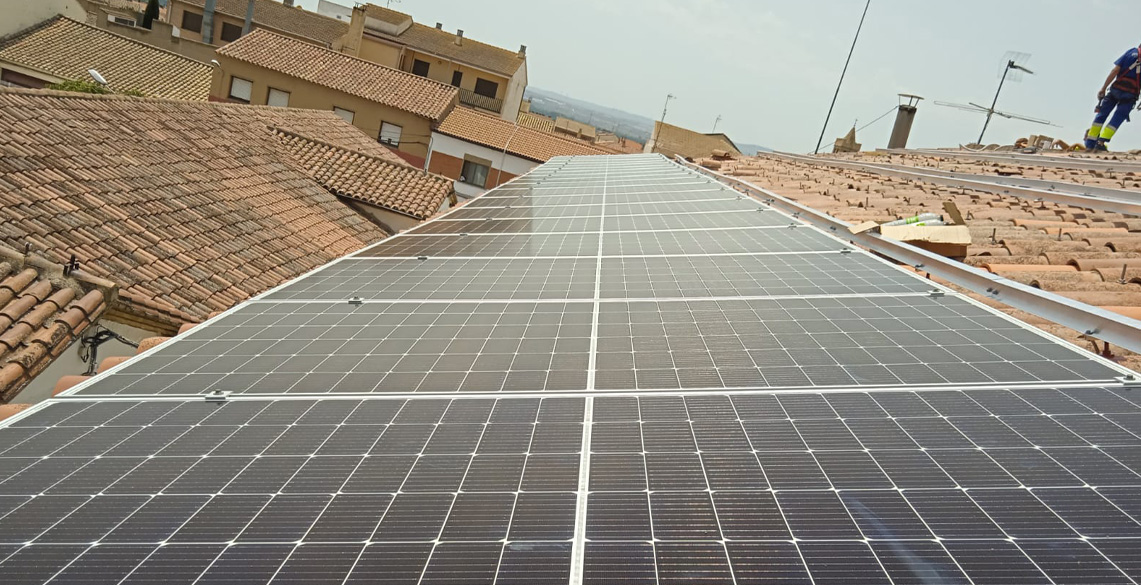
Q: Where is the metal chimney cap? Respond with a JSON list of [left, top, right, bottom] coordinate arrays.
[[436, 22, 443, 29]]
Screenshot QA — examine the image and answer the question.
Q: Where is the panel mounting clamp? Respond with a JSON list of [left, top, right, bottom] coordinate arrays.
[[1118, 375, 1141, 389], [205, 390, 230, 403]]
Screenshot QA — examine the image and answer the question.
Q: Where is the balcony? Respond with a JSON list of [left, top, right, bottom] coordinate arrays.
[[459, 88, 503, 114]]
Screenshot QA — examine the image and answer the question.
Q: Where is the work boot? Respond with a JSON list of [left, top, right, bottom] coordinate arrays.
[[1094, 140, 1109, 152], [1084, 138, 1098, 150]]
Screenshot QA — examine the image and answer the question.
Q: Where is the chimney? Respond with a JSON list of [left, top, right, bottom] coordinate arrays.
[[202, 0, 217, 43], [435, 22, 443, 29], [518, 44, 527, 57], [888, 94, 923, 150], [341, 5, 366, 57], [455, 30, 463, 46], [242, 0, 255, 35]]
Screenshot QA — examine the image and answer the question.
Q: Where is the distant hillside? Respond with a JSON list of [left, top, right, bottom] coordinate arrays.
[[524, 87, 771, 155], [525, 87, 655, 144]]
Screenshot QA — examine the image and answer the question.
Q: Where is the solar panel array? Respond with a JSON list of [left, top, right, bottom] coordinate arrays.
[[2, 153, 1139, 584]]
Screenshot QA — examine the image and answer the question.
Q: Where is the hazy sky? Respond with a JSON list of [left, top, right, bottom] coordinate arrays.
[[298, 0, 1141, 152]]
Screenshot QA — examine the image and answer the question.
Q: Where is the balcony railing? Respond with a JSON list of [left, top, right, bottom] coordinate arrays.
[[459, 88, 503, 114]]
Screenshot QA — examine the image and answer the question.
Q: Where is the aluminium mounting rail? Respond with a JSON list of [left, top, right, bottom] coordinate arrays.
[[674, 156, 1141, 357], [764, 151, 1141, 217], [896, 148, 1141, 173]]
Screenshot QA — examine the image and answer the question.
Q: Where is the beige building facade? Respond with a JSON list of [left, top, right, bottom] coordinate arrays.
[[334, 4, 528, 122], [212, 29, 458, 165], [210, 60, 437, 161], [0, 0, 86, 37]]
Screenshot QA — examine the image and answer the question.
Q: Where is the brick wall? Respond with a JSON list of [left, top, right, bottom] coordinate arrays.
[[429, 151, 518, 189]]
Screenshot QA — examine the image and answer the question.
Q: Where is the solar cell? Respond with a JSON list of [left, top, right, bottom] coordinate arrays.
[[0, 397, 581, 583]]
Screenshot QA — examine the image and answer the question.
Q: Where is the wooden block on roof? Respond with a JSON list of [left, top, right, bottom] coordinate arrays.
[[880, 225, 972, 259], [943, 200, 965, 225], [848, 221, 881, 235]]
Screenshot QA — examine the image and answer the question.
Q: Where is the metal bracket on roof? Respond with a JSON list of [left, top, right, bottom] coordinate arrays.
[[1118, 375, 1141, 389], [348, 297, 363, 305], [674, 156, 1141, 354], [205, 390, 230, 403], [929, 290, 945, 298], [787, 224, 799, 228], [62, 254, 80, 277], [417, 256, 429, 261], [840, 249, 852, 254], [460, 233, 470, 237]]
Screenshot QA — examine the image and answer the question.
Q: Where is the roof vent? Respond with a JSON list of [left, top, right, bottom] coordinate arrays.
[[455, 30, 463, 45], [436, 22, 443, 29], [519, 44, 527, 57]]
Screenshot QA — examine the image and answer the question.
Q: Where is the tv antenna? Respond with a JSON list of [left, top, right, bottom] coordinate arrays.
[[712, 114, 722, 133], [934, 52, 1057, 144]]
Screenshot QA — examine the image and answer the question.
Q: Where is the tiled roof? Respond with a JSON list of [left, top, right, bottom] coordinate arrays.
[[651, 121, 741, 160], [436, 107, 610, 163], [555, 117, 597, 139], [216, 28, 458, 121], [362, 3, 411, 27], [362, 4, 525, 77], [0, 245, 113, 402], [0, 16, 212, 101], [178, 0, 348, 45], [721, 151, 1141, 371], [273, 129, 454, 220], [0, 88, 393, 330], [517, 111, 555, 133]]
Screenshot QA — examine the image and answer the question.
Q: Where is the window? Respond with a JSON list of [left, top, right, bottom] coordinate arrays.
[[220, 22, 242, 42], [333, 107, 355, 123], [181, 10, 203, 33], [378, 122, 402, 147], [461, 159, 491, 188], [451, 70, 463, 87], [412, 59, 431, 77], [108, 14, 136, 27], [474, 78, 498, 99], [228, 76, 252, 103], [267, 88, 290, 107], [1, 69, 48, 89]]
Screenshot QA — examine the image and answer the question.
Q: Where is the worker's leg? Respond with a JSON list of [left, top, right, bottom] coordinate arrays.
[[1098, 98, 1137, 146], [1086, 95, 1118, 149]]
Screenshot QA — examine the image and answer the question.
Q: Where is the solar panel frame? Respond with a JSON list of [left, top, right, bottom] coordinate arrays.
[[5, 153, 1141, 584]]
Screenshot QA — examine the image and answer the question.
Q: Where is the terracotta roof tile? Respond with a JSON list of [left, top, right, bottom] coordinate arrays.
[[272, 128, 453, 219], [0, 247, 108, 402], [436, 107, 610, 163], [517, 111, 555, 133], [0, 88, 394, 331], [180, 0, 349, 45], [720, 151, 1141, 371], [650, 121, 741, 160], [216, 28, 458, 121], [363, 4, 525, 76], [0, 16, 212, 101]]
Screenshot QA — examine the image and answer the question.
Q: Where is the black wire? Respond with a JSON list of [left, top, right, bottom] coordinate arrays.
[[814, 0, 872, 154], [857, 105, 900, 133]]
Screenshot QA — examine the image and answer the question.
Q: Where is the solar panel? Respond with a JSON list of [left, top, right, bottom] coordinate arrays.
[[4, 153, 1139, 584]]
